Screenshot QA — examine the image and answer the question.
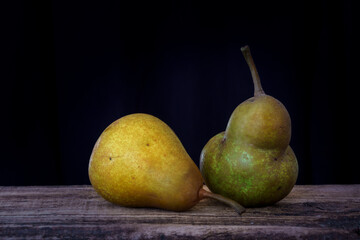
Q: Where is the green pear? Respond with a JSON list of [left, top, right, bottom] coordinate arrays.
[[200, 46, 298, 207], [89, 113, 245, 214]]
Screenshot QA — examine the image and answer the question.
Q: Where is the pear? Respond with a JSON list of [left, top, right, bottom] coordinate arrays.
[[89, 113, 245, 214], [200, 46, 298, 207]]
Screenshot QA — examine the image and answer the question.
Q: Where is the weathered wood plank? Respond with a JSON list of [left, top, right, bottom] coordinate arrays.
[[0, 185, 359, 239]]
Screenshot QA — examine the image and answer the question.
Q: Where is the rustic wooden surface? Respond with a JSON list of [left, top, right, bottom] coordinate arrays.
[[0, 185, 359, 239]]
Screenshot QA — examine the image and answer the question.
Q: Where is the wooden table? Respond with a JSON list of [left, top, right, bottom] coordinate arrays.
[[1, 185, 359, 239]]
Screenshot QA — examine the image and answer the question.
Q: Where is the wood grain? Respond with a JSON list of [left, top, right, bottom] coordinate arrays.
[[0, 185, 359, 239]]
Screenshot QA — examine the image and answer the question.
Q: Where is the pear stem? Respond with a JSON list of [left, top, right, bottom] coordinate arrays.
[[199, 188, 245, 215], [241, 45, 265, 97]]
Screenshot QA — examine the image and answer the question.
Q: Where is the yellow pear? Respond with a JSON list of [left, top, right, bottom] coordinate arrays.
[[89, 113, 245, 213]]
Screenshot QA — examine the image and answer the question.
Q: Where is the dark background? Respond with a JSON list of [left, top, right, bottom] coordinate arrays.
[[1, 1, 358, 186]]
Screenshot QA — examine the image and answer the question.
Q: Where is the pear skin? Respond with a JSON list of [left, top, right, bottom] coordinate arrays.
[[200, 46, 298, 207], [89, 113, 245, 213]]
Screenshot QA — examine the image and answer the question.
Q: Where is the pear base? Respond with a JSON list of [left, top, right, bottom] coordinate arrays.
[[200, 133, 298, 208]]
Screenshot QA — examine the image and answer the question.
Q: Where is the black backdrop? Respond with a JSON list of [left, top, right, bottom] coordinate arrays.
[[1, 1, 358, 186]]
